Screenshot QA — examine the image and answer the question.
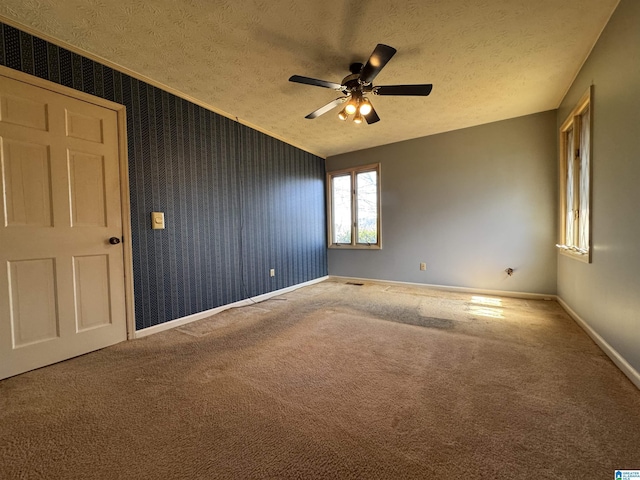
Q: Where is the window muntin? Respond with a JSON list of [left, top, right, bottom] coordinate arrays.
[[558, 88, 591, 262], [327, 164, 381, 249]]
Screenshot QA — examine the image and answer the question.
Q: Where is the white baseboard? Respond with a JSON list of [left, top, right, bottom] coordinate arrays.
[[557, 297, 640, 390], [134, 276, 329, 339], [328, 275, 556, 301]]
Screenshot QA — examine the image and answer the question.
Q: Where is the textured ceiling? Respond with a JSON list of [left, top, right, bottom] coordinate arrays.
[[0, 0, 619, 158]]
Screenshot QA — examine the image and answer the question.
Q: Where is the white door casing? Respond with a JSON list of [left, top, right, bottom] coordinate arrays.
[[0, 67, 132, 380]]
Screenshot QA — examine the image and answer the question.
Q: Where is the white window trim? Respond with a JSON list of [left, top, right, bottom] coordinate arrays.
[[327, 163, 381, 249], [558, 86, 592, 263]]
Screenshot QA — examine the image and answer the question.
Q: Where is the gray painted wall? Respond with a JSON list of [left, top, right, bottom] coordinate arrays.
[[326, 111, 557, 294], [557, 0, 640, 375]]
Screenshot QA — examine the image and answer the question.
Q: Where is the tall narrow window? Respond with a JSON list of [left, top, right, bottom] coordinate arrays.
[[327, 164, 381, 249], [558, 87, 591, 262]]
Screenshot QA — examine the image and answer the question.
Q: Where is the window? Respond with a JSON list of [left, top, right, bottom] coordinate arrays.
[[327, 163, 381, 249], [558, 87, 591, 262]]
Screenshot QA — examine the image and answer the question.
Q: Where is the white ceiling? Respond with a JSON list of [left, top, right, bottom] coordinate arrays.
[[0, 0, 619, 158]]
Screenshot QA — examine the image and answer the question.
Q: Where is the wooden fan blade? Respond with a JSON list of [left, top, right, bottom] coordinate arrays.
[[289, 75, 344, 90], [305, 97, 348, 119], [374, 84, 433, 96], [364, 105, 380, 124], [359, 44, 397, 84]]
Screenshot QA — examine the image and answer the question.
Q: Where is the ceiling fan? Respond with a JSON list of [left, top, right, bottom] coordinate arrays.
[[289, 44, 432, 125]]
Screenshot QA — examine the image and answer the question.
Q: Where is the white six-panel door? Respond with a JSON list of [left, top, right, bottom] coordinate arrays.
[[0, 72, 127, 380]]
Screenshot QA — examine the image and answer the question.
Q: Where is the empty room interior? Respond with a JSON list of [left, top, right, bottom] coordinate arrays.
[[1, 0, 639, 478]]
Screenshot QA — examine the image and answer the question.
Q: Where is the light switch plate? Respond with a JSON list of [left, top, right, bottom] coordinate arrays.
[[151, 212, 165, 229]]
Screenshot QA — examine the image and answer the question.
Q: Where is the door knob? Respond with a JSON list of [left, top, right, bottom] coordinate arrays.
[[109, 237, 121, 245]]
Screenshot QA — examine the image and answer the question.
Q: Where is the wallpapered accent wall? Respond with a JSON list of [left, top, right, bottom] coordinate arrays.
[[0, 23, 327, 330]]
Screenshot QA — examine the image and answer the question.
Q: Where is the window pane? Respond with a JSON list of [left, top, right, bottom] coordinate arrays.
[[356, 171, 378, 244], [565, 128, 575, 246], [578, 107, 590, 250], [332, 175, 352, 244]]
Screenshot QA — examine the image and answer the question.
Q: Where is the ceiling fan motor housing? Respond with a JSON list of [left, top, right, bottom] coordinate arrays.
[[341, 73, 364, 92]]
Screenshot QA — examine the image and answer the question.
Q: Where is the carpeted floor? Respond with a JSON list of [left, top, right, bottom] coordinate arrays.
[[1, 279, 638, 479]]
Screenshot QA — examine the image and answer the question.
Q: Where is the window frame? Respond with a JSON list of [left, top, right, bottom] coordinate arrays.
[[558, 86, 592, 263], [327, 163, 381, 249]]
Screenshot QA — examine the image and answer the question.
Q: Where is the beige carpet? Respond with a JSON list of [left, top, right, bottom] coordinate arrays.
[[1, 280, 639, 479]]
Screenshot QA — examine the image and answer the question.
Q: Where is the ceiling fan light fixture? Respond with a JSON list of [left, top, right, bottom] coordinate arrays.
[[353, 111, 363, 124], [345, 100, 358, 115], [359, 98, 372, 116], [338, 108, 349, 121]]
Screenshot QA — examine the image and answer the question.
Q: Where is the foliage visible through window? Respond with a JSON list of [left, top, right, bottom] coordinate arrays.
[[558, 88, 591, 262], [328, 164, 380, 248]]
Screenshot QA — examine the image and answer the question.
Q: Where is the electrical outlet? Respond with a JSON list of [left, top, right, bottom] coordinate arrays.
[[420, 262, 426, 271], [270, 268, 275, 277]]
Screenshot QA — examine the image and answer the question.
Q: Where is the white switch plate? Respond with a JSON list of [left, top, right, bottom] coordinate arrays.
[[420, 262, 426, 271], [151, 212, 165, 229], [270, 268, 275, 277]]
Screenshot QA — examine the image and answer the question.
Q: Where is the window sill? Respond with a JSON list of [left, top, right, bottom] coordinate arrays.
[[556, 245, 591, 263], [329, 244, 382, 250]]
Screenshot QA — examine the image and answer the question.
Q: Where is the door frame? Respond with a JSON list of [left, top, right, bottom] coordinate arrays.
[[0, 65, 136, 340]]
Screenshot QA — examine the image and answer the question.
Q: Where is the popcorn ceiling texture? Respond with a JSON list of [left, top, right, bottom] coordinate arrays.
[[0, 0, 619, 157]]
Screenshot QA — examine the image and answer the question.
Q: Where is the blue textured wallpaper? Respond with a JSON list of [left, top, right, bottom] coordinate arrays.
[[0, 23, 327, 330]]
